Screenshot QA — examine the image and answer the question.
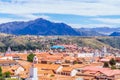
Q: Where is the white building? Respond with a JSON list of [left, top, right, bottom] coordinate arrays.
[[116, 63, 120, 68], [28, 66, 38, 80], [14, 66, 24, 75], [0, 56, 13, 60], [70, 69, 78, 76], [77, 53, 94, 58], [26, 56, 38, 80], [25, 65, 38, 80]]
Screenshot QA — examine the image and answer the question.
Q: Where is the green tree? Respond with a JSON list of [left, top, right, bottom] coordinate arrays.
[[73, 61, 78, 64], [109, 58, 116, 66], [50, 74, 54, 77], [103, 62, 109, 68], [111, 65, 116, 70], [0, 66, 2, 77], [3, 71, 11, 78], [0, 66, 4, 80], [27, 53, 35, 62], [5, 78, 18, 80]]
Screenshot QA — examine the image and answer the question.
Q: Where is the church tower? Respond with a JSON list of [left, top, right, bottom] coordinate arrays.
[[102, 46, 107, 56], [6, 47, 12, 54], [103, 46, 107, 53], [26, 56, 38, 80], [33, 56, 38, 64], [4, 47, 12, 56]]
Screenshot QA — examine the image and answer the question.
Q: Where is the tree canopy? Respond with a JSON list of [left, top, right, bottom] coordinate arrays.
[[109, 58, 116, 66], [27, 53, 36, 62]]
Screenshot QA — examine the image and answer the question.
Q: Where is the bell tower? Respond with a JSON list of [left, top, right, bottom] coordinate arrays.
[[33, 56, 38, 64], [26, 56, 38, 80]]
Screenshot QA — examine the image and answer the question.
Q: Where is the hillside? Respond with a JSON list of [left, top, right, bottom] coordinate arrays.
[[0, 34, 119, 52], [110, 32, 120, 36], [97, 37, 120, 49]]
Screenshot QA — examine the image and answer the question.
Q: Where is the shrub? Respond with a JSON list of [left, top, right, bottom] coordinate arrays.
[[27, 53, 35, 62]]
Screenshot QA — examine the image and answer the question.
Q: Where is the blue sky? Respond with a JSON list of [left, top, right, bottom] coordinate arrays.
[[0, 0, 120, 28]]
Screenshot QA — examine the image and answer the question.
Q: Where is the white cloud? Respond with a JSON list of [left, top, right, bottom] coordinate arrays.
[[0, 18, 28, 23], [93, 18, 120, 24], [69, 23, 116, 28], [0, 0, 120, 28], [17, 14, 50, 20], [0, 0, 120, 16], [0, 14, 50, 24], [0, 18, 13, 23]]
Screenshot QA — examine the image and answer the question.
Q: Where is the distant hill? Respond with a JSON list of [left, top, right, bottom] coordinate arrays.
[[0, 18, 119, 36], [14, 18, 80, 36], [0, 18, 114, 36], [0, 34, 119, 52], [0, 21, 28, 34], [75, 28, 105, 36], [0, 18, 80, 36], [110, 32, 120, 36], [77, 27, 120, 35]]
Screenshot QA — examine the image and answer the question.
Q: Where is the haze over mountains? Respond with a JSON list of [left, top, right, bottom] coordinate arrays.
[[76, 27, 120, 36], [0, 18, 119, 36], [77, 27, 120, 35]]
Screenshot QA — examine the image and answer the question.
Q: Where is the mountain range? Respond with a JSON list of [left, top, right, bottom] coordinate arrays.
[[110, 32, 120, 36], [76, 27, 120, 35], [0, 18, 119, 36], [0, 18, 80, 36]]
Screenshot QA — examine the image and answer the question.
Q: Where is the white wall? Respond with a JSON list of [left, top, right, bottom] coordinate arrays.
[[70, 69, 78, 76], [77, 53, 94, 57], [0, 56, 13, 60], [56, 66, 63, 73], [15, 66, 24, 75]]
